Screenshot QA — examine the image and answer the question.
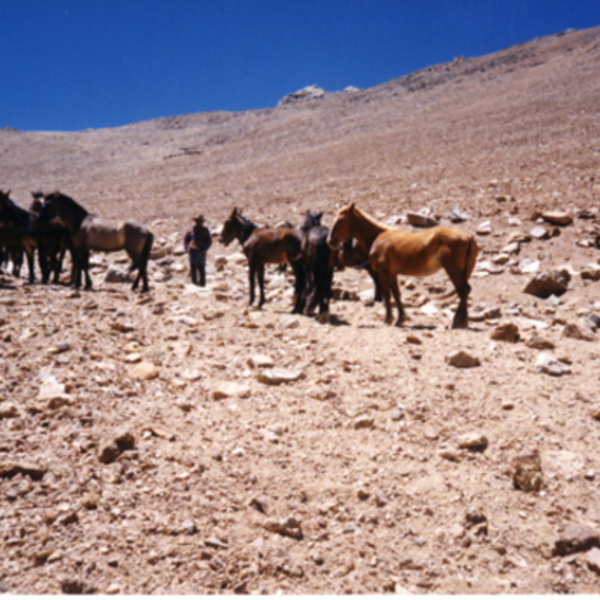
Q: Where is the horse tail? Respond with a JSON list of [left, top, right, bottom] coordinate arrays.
[[129, 230, 154, 272], [463, 234, 479, 283]]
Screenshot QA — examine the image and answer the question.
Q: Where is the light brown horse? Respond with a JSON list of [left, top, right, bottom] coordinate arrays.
[[327, 203, 479, 328]]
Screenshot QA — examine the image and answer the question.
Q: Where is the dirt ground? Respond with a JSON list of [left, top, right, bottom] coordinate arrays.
[[2, 26, 600, 594]]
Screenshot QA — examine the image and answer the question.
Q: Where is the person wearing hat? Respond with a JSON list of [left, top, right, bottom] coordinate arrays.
[[184, 214, 212, 286]]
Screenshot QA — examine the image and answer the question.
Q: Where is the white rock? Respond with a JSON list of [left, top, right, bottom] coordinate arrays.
[[535, 352, 571, 376]]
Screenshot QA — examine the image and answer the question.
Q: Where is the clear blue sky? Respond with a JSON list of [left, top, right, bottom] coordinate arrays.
[[2, 0, 599, 132]]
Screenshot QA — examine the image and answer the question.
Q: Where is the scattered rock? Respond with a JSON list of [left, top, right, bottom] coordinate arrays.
[[257, 368, 305, 385], [128, 362, 159, 381], [512, 451, 543, 492], [490, 321, 519, 342], [212, 382, 251, 399], [586, 546, 600, 575], [407, 210, 439, 228], [247, 354, 275, 368], [445, 350, 480, 368], [204, 536, 228, 549], [476, 220, 492, 235], [447, 207, 472, 223], [37, 376, 70, 404], [354, 416, 375, 430], [562, 322, 596, 342], [104, 265, 133, 284], [553, 523, 600, 557], [535, 352, 571, 376], [458, 433, 488, 452], [99, 430, 135, 464], [524, 269, 571, 299], [61, 578, 97, 594], [263, 516, 303, 540], [581, 263, 600, 281], [525, 331, 555, 349], [0, 403, 20, 419], [530, 226, 551, 240], [0, 460, 48, 480], [541, 211, 573, 226]]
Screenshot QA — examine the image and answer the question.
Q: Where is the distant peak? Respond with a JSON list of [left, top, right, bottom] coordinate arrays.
[[278, 84, 326, 106]]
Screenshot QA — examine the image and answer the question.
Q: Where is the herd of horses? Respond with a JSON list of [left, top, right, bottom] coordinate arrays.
[[0, 189, 480, 328]]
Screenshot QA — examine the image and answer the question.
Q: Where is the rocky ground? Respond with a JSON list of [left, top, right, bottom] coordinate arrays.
[[2, 25, 600, 595]]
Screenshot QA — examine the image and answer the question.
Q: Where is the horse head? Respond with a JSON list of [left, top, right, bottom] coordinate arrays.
[[29, 191, 45, 215], [220, 207, 242, 246], [301, 210, 323, 231], [327, 203, 355, 249]]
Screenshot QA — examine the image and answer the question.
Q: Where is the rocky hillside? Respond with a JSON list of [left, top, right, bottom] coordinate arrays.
[[1, 25, 600, 594]]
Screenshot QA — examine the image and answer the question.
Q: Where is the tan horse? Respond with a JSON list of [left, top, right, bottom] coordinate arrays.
[[327, 203, 479, 328], [37, 192, 154, 292]]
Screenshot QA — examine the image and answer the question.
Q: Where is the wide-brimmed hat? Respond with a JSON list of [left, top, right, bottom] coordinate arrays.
[[193, 214, 205, 223]]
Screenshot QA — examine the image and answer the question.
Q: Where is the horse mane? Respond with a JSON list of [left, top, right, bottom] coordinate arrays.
[[44, 191, 89, 229], [0, 191, 31, 228], [350, 204, 390, 234]]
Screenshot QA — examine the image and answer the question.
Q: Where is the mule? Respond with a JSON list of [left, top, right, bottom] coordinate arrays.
[[327, 203, 479, 329], [219, 207, 305, 311], [36, 192, 154, 292]]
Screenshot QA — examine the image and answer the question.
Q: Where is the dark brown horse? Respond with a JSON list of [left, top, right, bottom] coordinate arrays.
[[0, 190, 38, 282], [327, 203, 479, 328], [333, 237, 382, 302], [36, 192, 154, 292], [29, 192, 73, 284], [220, 207, 305, 311]]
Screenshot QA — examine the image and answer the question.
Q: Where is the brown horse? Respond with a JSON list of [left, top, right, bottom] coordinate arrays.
[[220, 207, 305, 311], [327, 203, 479, 328]]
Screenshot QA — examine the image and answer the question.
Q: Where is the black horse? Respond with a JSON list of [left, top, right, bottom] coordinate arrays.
[[36, 192, 154, 292], [296, 210, 335, 320], [0, 190, 39, 283], [29, 192, 73, 284]]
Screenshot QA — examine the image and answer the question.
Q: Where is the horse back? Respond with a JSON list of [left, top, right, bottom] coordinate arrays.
[[370, 226, 475, 278], [243, 228, 302, 265]]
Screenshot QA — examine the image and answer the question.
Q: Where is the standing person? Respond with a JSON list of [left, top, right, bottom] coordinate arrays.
[[184, 214, 212, 286]]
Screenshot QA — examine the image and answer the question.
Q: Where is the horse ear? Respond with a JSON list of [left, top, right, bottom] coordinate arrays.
[[349, 202, 355, 212], [318, 211, 323, 219]]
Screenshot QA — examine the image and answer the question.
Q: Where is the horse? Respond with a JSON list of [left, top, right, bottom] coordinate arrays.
[[29, 192, 73, 284], [36, 192, 154, 292], [327, 203, 479, 329], [0, 190, 38, 282], [334, 237, 382, 302], [296, 210, 335, 320], [219, 207, 305, 311]]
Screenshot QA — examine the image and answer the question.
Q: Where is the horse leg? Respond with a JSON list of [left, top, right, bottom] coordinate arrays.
[[389, 276, 406, 327], [367, 264, 382, 302], [291, 261, 306, 314], [257, 265, 267, 308], [443, 267, 471, 329], [26, 249, 35, 283], [81, 251, 92, 290], [247, 266, 255, 306], [379, 277, 394, 325]]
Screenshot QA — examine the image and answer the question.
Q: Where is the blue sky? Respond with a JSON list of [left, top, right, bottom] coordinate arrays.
[[2, 0, 600, 132]]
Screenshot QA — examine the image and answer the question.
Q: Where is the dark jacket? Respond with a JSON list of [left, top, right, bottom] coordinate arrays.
[[184, 224, 212, 253]]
